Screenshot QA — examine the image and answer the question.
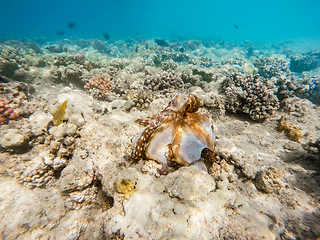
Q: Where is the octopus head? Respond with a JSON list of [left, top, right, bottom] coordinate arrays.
[[169, 93, 200, 113]]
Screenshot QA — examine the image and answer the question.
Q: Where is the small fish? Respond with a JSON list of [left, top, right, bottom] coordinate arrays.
[[86, 62, 93, 71], [53, 100, 68, 126], [103, 33, 110, 40], [56, 31, 65, 36], [135, 45, 141, 52], [68, 22, 75, 29], [155, 39, 169, 47], [234, 24, 239, 29], [45, 45, 63, 53]]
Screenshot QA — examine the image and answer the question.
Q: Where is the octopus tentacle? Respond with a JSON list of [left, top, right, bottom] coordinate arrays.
[[131, 108, 175, 161], [171, 116, 214, 166], [184, 113, 214, 148], [170, 118, 186, 165]]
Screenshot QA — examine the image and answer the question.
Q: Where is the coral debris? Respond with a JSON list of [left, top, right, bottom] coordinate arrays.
[[278, 116, 303, 142], [0, 99, 20, 125], [114, 179, 135, 200]]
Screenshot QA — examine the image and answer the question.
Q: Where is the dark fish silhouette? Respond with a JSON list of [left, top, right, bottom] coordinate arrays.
[[103, 33, 110, 40], [155, 39, 169, 47], [56, 31, 65, 36], [234, 24, 239, 29], [45, 45, 64, 53], [68, 22, 75, 29]]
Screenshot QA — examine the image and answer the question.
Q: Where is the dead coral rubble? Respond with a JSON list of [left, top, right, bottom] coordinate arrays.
[[278, 116, 303, 142], [303, 138, 320, 155]]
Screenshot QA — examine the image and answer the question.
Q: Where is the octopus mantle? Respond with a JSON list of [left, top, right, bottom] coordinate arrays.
[[131, 93, 215, 169]]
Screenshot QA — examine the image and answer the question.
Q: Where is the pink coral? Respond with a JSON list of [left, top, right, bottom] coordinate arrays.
[[0, 99, 20, 125], [84, 75, 112, 99]]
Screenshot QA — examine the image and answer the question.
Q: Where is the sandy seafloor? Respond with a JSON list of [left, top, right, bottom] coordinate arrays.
[[0, 37, 320, 239]]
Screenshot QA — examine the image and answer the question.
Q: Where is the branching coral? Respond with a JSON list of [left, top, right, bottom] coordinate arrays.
[[254, 57, 290, 78], [0, 99, 20, 125], [84, 75, 112, 99], [220, 73, 279, 121], [123, 90, 155, 111], [144, 70, 184, 96], [289, 52, 320, 73]]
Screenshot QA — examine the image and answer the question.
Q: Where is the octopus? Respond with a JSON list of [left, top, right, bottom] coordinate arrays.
[[131, 93, 215, 171]]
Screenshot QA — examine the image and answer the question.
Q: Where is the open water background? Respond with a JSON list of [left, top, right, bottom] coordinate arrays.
[[0, 0, 320, 43]]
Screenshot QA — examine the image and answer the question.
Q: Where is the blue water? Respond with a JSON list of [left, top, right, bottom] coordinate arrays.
[[0, 0, 320, 43]]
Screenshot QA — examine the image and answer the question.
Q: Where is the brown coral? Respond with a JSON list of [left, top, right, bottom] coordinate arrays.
[[0, 99, 20, 125], [278, 116, 303, 142], [84, 75, 112, 99]]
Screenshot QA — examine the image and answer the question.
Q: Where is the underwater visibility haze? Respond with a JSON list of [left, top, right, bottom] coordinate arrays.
[[1, 0, 320, 42], [0, 0, 320, 239]]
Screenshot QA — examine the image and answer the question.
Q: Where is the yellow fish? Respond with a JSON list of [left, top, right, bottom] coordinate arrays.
[[53, 100, 68, 126]]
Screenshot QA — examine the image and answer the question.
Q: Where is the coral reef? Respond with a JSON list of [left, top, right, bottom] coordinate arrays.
[[73, 53, 86, 65], [281, 97, 315, 117], [91, 40, 110, 54], [161, 59, 177, 71], [84, 75, 112, 99], [15, 156, 54, 188], [1, 38, 320, 240], [276, 75, 320, 104], [220, 73, 280, 120], [254, 56, 290, 78], [289, 51, 320, 73], [144, 70, 184, 96], [181, 70, 203, 87], [123, 90, 155, 111], [151, 48, 189, 66], [190, 65, 215, 82]]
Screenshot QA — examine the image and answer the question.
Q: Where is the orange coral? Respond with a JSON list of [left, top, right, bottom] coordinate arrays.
[[0, 99, 20, 125], [84, 75, 111, 99]]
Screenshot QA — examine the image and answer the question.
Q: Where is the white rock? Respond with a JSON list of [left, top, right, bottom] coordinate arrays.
[[39, 150, 54, 166], [28, 111, 52, 135], [69, 114, 85, 127], [49, 123, 77, 139], [52, 157, 68, 170], [0, 129, 25, 148]]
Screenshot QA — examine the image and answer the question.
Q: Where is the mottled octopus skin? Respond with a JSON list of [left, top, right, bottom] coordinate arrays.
[[131, 93, 215, 168]]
